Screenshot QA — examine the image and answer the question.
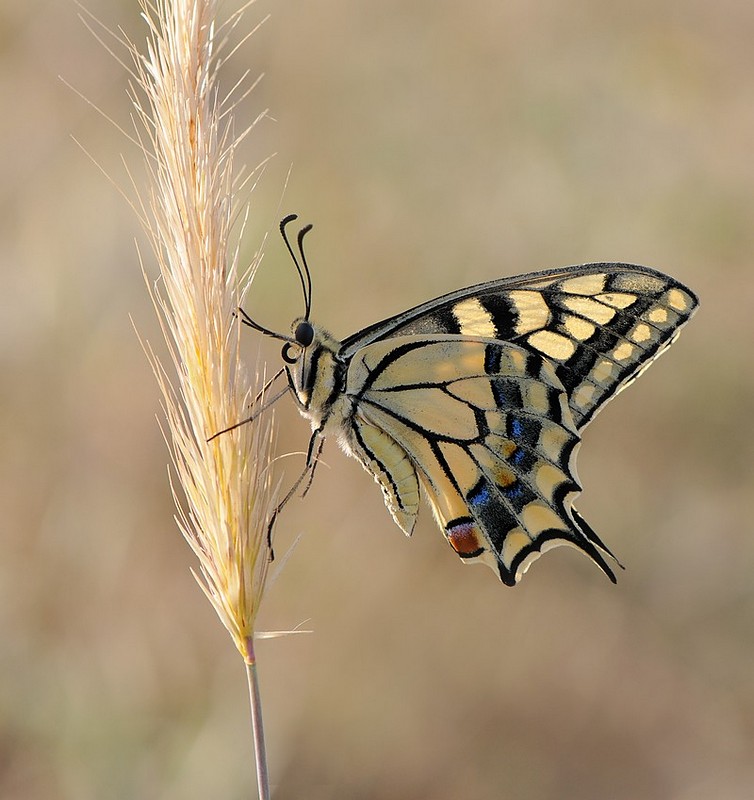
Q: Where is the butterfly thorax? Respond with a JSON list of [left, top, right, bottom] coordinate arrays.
[[284, 320, 349, 432]]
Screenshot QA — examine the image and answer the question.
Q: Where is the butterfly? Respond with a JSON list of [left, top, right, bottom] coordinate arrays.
[[238, 215, 698, 586]]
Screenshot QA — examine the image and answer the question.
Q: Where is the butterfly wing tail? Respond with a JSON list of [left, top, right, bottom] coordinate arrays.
[[436, 472, 618, 586], [571, 507, 623, 579]]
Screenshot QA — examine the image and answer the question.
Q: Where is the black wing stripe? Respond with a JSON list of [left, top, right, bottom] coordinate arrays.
[[477, 294, 518, 340], [484, 342, 503, 374], [351, 421, 407, 512]]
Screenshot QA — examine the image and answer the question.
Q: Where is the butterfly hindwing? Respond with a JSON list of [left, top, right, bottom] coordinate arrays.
[[342, 335, 617, 584], [349, 415, 420, 536]]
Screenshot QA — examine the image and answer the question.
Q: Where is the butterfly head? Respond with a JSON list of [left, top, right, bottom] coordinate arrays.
[[282, 319, 315, 364], [281, 318, 317, 401], [282, 317, 343, 419]]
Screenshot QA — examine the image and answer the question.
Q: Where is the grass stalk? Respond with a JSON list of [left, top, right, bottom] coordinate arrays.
[[125, 0, 278, 795], [245, 637, 270, 800]]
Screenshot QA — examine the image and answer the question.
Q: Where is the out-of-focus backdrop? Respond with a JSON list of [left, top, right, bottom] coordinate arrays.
[[2, 1, 752, 798]]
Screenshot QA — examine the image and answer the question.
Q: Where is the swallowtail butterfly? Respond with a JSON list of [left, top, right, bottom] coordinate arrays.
[[239, 216, 698, 585]]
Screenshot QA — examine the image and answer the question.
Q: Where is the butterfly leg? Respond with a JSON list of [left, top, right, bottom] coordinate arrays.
[[300, 434, 324, 499], [266, 431, 324, 559]]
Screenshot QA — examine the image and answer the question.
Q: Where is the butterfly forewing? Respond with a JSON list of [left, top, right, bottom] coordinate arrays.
[[341, 264, 698, 429]]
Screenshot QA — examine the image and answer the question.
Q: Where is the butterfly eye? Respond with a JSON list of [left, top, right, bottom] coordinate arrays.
[[281, 342, 299, 364], [295, 321, 315, 347]]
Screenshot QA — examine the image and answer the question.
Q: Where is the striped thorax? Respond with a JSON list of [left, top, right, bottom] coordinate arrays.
[[283, 319, 346, 432]]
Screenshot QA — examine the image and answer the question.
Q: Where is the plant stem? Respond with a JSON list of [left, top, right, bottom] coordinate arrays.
[[245, 638, 270, 800]]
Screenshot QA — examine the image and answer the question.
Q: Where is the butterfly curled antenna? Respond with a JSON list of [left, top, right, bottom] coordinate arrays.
[[278, 214, 316, 364], [280, 213, 314, 321], [208, 215, 318, 440], [236, 215, 315, 346]]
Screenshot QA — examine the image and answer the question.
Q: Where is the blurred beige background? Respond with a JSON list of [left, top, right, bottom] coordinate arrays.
[[1, 1, 752, 798]]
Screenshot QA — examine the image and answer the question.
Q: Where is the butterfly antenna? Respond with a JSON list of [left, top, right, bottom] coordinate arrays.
[[236, 307, 295, 344], [296, 223, 314, 319], [280, 214, 312, 320]]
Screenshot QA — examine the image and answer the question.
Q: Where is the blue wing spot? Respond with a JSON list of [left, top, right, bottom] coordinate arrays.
[[503, 481, 524, 501], [465, 478, 519, 555], [469, 484, 491, 508], [484, 344, 502, 375], [491, 378, 523, 410], [507, 415, 542, 448], [511, 447, 526, 466]]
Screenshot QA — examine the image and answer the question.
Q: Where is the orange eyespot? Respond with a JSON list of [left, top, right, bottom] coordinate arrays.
[[446, 519, 484, 557]]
